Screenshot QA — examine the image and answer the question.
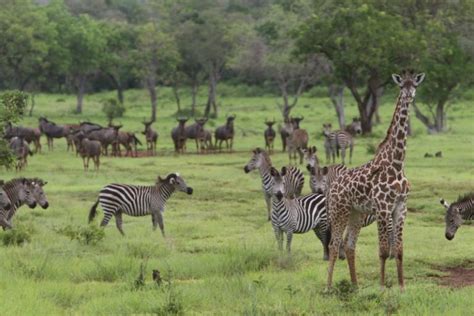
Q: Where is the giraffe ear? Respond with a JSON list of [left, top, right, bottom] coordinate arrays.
[[392, 74, 403, 87], [414, 73, 425, 86]]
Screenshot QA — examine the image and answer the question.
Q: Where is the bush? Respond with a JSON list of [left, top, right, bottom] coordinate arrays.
[[1, 226, 32, 246], [102, 98, 125, 124], [55, 224, 105, 245], [366, 143, 377, 155]]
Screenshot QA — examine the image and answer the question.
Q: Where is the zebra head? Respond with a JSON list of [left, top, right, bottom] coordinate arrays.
[[0, 180, 12, 211], [18, 178, 37, 209], [159, 173, 193, 195], [440, 198, 462, 240], [303, 146, 319, 170], [322, 123, 332, 137], [309, 166, 328, 195], [269, 167, 285, 201], [29, 178, 49, 209], [350, 118, 362, 135], [244, 148, 268, 173]]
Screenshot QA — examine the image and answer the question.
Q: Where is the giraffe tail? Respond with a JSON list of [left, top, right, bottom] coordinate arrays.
[[88, 199, 99, 223]]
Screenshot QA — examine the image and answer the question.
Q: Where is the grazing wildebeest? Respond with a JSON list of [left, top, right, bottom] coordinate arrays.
[[38, 117, 70, 150], [142, 121, 158, 155], [4, 122, 42, 153], [185, 118, 208, 152], [215, 115, 236, 152], [171, 118, 189, 154], [76, 133, 101, 171], [116, 131, 142, 157], [280, 117, 294, 152], [287, 116, 308, 165], [9, 136, 33, 171], [88, 173, 193, 236], [85, 125, 122, 156], [264, 119, 276, 154]]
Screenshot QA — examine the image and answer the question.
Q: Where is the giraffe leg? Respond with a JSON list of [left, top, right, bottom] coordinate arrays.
[[327, 203, 350, 289], [115, 211, 125, 236], [376, 207, 392, 290], [392, 199, 408, 291], [344, 212, 364, 286]]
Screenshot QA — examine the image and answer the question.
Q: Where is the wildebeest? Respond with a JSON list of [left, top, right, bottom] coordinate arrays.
[[185, 118, 208, 152], [85, 125, 122, 156], [4, 122, 42, 153], [287, 116, 308, 164], [79, 121, 103, 134], [9, 136, 33, 171], [215, 115, 236, 152], [279, 117, 295, 152], [38, 117, 70, 150], [76, 133, 101, 171], [264, 119, 276, 154], [199, 129, 213, 153], [116, 131, 142, 157], [142, 120, 158, 155], [171, 118, 189, 154]]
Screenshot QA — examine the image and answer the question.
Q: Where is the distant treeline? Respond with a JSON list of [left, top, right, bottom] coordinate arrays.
[[0, 0, 472, 132]]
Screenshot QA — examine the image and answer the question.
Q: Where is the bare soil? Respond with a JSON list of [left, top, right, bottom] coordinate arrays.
[[434, 261, 474, 288]]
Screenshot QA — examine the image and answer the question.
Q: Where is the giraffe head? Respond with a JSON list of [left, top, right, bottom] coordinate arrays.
[[392, 70, 425, 100]]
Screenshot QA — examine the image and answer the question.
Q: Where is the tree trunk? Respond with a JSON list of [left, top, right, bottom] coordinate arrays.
[[146, 76, 157, 122], [173, 83, 181, 113], [435, 100, 446, 132], [75, 75, 86, 114], [117, 85, 124, 104], [328, 84, 345, 129], [368, 86, 384, 125], [205, 73, 217, 118], [28, 92, 36, 117], [191, 81, 198, 116]]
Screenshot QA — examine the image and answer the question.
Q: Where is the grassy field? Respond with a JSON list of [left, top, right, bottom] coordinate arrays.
[[0, 85, 473, 315]]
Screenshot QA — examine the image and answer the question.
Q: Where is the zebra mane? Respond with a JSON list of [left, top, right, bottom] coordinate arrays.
[[454, 192, 474, 205], [3, 178, 27, 190], [254, 148, 272, 166]]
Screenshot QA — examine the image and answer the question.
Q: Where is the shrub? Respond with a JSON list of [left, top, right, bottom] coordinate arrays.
[[55, 224, 105, 245], [366, 143, 377, 155], [1, 226, 32, 246], [102, 98, 125, 124]]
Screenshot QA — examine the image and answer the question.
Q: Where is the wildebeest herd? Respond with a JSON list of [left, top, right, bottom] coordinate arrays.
[[1, 71, 473, 291]]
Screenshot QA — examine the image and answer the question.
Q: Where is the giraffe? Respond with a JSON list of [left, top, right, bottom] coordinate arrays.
[[325, 70, 425, 291]]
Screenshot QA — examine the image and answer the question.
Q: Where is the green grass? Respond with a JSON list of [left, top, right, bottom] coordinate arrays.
[[0, 86, 473, 314]]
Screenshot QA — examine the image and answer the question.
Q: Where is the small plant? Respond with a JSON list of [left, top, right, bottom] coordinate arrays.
[[366, 143, 377, 155], [1, 226, 31, 246], [102, 98, 125, 125], [132, 260, 148, 291], [155, 269, 183, 315], [334, 279, 357, 301], [55, 224, 105, 245]]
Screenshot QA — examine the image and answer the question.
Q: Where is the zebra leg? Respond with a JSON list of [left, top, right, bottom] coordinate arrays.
[[115, 211, 125, 236], [100, 211, 114, 228], [349, 143, 353, 164], [273, 227, 283, 251], [286, 230, 293, 254], [264, 193, 271, 221], [340, 146, 346, 165], [314, 228, 330, 261], [152, 211, 165, 237]]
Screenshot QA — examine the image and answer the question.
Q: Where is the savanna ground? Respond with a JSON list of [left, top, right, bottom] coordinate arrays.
[[0, 85, 473, 315]]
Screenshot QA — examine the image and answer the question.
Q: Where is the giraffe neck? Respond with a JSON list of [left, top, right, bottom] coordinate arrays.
[[374, 92, 411, 169]]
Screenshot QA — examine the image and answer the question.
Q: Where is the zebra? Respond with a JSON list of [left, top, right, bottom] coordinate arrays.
[[88, 173, 193, 236], [440, 193, 474, 240], [269, 167, 330, 259], [6, 178, 49, 227], [0, 178, 37, 230], [323, 118, 362, 165], [322, 123, 337, 164], [244, 148, 304, 220]]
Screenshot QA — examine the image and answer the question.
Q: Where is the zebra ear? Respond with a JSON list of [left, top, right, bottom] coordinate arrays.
[[41, 181, 48, 186], [169, 177, 176, 184], [306, 164, 312, 172], [270, 167, 279, 177], [321, 167, 329, 176], [280, 166, 287, 176], [440, 198, 449, 209], [310, 166, 316, 175]]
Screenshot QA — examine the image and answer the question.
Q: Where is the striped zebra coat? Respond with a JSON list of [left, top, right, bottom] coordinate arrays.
[[88, 173, 193, 235], [244, 148, 304, 220], [0, 178, 37, 230], [441, 193, 474, 240]]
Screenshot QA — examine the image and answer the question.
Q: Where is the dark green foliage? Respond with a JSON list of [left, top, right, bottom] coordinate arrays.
[[366, 143, 377, 155], [102, 98, 125, 124], [55, 224, 105, 245], [1, 226, 32, 246]]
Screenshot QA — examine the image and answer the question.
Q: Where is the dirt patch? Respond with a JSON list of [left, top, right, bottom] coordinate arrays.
[[434, 261, 474, 288]]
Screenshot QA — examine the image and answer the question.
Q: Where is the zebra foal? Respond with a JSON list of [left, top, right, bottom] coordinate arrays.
[[88, 173, 193, 236], [244, 148, 304, 220], [0, 178, 37, 229], [269, 167, 330, 260], [441, 193, 474, 240]]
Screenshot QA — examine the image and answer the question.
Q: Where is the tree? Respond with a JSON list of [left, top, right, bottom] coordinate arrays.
[[298, 1, 423, 133], [133, 22, 179, 122], [65, 15, 106, 114], [102, 98, 125, 126]]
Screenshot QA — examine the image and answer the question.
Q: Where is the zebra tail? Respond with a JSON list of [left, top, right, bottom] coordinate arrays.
[[88, 199, 99, 223]]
